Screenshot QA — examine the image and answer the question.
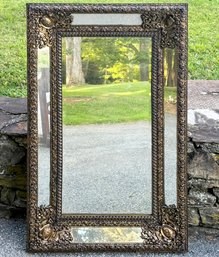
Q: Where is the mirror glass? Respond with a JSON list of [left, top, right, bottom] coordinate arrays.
[[61, 37, 152, 214], [164, 48, 177, 205], [37, 47, 50, 206], [70, 227, 143, 243], [70, 13, 142, 25]]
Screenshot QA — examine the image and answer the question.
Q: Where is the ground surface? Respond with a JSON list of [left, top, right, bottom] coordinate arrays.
[[188, 80, 219, 109], [0, 218, 218, 257], [38, 114, 177, 213]]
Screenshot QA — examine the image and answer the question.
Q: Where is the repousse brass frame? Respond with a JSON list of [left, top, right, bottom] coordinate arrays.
[[27, 4, 188, 253]]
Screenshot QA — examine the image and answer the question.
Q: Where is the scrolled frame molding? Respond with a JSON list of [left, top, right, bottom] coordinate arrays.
[[27, 3, 188, 253]]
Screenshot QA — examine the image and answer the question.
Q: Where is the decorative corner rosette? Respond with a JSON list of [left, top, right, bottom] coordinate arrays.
[[141, 10, 182, 48], [141, 205, 183, 250], [36, 11, 73, 48], [30, 205, 73, 249]]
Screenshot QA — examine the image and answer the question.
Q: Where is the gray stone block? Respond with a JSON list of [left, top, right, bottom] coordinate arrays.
[[188, 141, 195, 154], [188, 189, 216, 206], [0, 135, 25, 168], [188, 207, 200, 226], [188, 152, 219, 180], [0, 187, 16, 205], [0, 97, 27, 114], [199, 207, 219, 229], [0, 164, 26, 191], [202, 143, 219, 154], [1, 121, 27, 136], [188, 178, 219, 190]]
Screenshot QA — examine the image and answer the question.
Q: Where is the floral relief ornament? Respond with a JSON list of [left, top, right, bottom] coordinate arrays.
[[141, 10, 181, 48], [35, 8, 182, 49], [35, 206, 73, 246], [141, 205, 183, 250], [37, 11, 73, 48]]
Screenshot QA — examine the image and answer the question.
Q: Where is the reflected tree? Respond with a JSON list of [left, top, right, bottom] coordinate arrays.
[[64, 37, 152, 86], [139, 38, 150, 81], [66, 37, 85, 86], [81, 37, 151, 84], [164, 49, 178, 87]]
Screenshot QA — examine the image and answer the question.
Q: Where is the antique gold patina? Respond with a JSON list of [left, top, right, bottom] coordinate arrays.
[[27, 4, 188, 252]]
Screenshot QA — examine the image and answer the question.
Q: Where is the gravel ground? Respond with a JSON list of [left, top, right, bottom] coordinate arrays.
[[62, 120, 153, 214], [188, 80, 219, 109], [0, 218, 218, 257], [38, 114, 177, 214]]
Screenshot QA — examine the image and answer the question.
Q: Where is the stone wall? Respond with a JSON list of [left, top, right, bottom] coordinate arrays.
[[187, 109, 219, 229], [0, 93, 219, 229], [0, 97, 27, 218]]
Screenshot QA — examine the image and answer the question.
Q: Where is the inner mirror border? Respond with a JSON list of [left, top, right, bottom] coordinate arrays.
[[56, 31, 157, 225], [27, 3, 188, 253]]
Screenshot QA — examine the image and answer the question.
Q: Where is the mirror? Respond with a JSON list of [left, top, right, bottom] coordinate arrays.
[[164, 48, 178, 205], [37, 47, 50, 206], [70, 227, 143, 243], [62, 37, 152, 214], [27, 3, 188, 253]]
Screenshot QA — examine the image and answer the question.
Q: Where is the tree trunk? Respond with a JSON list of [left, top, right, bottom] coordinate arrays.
[[166, 49, 175, 87], [139, 38, 149, 81], [173, 49, 178, 87], [66, 37, 85, 86], [38, 68, 50, 146]]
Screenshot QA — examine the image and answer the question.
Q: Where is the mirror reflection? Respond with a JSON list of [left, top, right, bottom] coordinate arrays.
[[37, 47, 50, 206], [71, 227, 143, 243], [164, 48, 177, 205], [62, 37, 153, 214]]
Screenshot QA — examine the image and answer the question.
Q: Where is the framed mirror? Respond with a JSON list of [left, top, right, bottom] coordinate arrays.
[[27, 4, 188, 253]]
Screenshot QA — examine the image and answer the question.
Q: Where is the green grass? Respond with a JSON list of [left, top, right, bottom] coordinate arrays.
[[0, 0, 218, 97], [62, 82, 176, 125]]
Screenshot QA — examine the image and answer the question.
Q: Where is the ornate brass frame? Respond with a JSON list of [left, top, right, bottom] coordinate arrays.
[[27, 4, 188, 253]]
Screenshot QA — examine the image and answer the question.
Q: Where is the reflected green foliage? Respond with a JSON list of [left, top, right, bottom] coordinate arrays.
[[0, 0, 218, 97], [63, 37, 151, 85], [81, 37, 151, 84], [62, 82, 176, 125]]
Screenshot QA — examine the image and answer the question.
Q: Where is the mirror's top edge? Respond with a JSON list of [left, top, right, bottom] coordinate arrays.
[[26, 3, 188, 12], [61, 213, 153, 217]]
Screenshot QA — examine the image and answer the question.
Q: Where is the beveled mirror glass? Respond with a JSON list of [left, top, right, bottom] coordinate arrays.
[[27, 3, 188, 253], [62, 36, 152, 215]]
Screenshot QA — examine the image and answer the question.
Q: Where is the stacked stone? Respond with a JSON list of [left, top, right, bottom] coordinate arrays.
[[188, 109, 219, 229], [0, 97, 27, 218]]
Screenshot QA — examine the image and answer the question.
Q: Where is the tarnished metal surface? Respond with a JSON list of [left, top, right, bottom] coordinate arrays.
[[27, 4, 188, 253]]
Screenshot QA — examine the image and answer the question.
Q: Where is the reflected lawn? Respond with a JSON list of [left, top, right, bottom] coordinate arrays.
[[62, 81, 176, 125]]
